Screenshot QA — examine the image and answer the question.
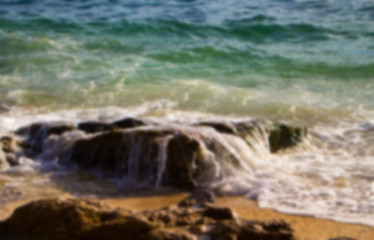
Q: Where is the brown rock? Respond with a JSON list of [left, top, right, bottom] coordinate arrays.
[[238, 220, 295, 240], [0, 198, 297, 240], [79, 216, 155, 240], [1, 136, 14, 153], [203, 206, 237, 221], [66, 128, 210, 190], [0, 198, 130, 240]]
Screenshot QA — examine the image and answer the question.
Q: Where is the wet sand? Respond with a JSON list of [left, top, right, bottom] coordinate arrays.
[[1, 194, 373, 240]]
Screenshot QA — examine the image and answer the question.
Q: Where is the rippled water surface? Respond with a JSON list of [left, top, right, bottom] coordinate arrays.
[[0, 0, 373, 121]]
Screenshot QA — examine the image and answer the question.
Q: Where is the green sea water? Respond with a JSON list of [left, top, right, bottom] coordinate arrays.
[[1, 0, 374, 123]]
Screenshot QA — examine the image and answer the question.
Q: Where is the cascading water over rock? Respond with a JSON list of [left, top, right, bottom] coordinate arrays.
[[3, 117, 306, 192]]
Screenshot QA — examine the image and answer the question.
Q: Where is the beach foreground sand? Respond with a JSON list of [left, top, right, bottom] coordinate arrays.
[[1, 194, 372, 240]]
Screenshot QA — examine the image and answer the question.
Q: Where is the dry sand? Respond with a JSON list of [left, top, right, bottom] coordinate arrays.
[[1, 193, 373, 240]]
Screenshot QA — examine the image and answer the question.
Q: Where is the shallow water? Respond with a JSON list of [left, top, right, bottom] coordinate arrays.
[[0, 0, 374, 226]]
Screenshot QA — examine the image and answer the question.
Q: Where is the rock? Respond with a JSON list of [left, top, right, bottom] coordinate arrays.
[[0, 198, 297, 240], [111, 117, 146, 129], [196, 120, 307, 153], [195, 122, 237, 135], [0, 198, 134, 240], [162, 133, 201, 190], [15, 122, 75, 153], [178, 189, 215, 208], [1, 136, 15, 153], [10, 117, 307, 193], [66, 129, 169, 179], [238, 220, 294, 240], [209, 219, 295, 240], [0, 136, 19, 166], [66, 128, 214, 190], [64, 121, 307, 190], [268, 123, 306, 153], [209, 219, 242, 240], [79, 216, 156, 240], [77, 121, 112, 134], [5, 152, 18, 166], [234, 119, 268, 137], [203, 206, 237, 221]]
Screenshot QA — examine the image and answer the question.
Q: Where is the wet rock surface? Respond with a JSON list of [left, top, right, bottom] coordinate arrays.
[[10, 118, 307, 191], [0, 198, 296, 240], [15, 122, 75, 154], [268, 123, 306, 153]]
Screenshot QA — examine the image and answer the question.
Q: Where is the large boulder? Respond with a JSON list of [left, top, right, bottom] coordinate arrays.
[[65, 129, 172, 180], [0, 198, 145, 240], [64, 127, 232, 190]]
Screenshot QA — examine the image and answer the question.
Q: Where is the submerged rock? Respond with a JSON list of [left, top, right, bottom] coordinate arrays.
[[268, 123, 306, 153], [12, 117, 307, 192], [196, 120, 307, 153], [0, 198, 296, 240]]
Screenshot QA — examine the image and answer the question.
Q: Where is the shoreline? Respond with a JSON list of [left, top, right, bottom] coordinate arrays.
[[1, 194, 372, 240]]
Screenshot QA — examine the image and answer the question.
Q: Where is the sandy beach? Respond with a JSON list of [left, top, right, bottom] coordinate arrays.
[[1, 194, 372, 240]]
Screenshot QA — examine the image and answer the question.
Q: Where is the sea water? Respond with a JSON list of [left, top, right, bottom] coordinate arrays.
[[0, 0, 374, 226]]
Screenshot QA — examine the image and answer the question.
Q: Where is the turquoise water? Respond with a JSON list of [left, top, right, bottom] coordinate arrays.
[[0, 0, 374, 123]]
